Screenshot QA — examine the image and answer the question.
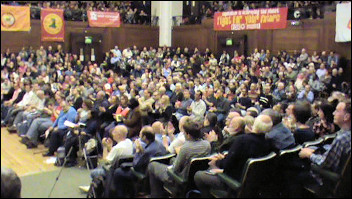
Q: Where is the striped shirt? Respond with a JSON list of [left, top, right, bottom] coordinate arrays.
[[310, 129, 351, 172]]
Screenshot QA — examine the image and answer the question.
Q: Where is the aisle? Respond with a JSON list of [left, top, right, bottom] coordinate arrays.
[[1, 127, 58, 177]]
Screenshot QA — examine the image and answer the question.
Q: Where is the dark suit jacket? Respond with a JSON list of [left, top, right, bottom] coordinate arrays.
[[216, 133, 273, 180]]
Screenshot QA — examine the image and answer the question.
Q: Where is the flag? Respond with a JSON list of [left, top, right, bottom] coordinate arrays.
[[41, 8, 65, 42], [1, 5, 30, 31], [335, 2, 351, 42]]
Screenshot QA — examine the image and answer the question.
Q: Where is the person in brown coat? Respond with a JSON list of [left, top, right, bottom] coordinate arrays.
[[123, 97, 142, 139]]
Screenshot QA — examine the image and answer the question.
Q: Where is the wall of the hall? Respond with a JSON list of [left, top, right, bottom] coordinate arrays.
[[1, 12, 350, 62], [1, 20, 159, 63], [172, 12, 351, 61]]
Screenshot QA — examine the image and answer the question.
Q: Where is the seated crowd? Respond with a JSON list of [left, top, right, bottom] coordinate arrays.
[[1, 43, 351, 197]]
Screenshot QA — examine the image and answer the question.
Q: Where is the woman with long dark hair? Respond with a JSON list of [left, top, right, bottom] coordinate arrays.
[[312, 100, 335, 138], [201, 112, 223, 153]]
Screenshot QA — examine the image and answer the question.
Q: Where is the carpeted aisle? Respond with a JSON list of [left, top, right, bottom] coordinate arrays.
[[20, 167, 91, 198]]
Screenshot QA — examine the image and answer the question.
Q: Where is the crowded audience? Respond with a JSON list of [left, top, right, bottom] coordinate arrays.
[[1, 41, 351, 198]]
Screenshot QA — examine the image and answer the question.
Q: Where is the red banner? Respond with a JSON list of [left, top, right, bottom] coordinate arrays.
[[214, 7, 288, 31], [41, 9, 64, 42], [87, 11, 120, 27]]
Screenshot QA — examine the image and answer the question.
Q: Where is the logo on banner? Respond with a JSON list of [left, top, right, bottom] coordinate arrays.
[[90, 12, 97, 20], [43, 13, 63, 35], [349, 19, 351, 30], [1, 13, 15, 27]]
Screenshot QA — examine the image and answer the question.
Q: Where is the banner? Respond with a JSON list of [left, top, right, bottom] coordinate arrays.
[[335, 2, 351, 42], [87, 11, 120, 27], [41, 8, 65, 42], [1, 5, 30, 31], [214, 7, 288, 31]]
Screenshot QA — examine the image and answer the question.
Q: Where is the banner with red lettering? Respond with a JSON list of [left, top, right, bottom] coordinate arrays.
[[41, 8, 65, 42], [214, 7, 288, 31], [87, 11, 120, 27]]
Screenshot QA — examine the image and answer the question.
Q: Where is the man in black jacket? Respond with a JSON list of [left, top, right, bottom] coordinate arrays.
[[194, 115, 274, 198]]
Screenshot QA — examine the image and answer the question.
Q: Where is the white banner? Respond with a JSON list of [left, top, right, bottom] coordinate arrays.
[[335, 2, 351, 42]]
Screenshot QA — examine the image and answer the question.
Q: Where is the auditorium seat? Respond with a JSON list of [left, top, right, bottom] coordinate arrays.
[[210, 152, 277, 198], [164, 156, 211, 198]]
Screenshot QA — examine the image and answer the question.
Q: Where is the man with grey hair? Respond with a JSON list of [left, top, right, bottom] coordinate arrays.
[[194, 115, 274, 197], [1, 167, 21, 198], [261, 109, 296, 151]]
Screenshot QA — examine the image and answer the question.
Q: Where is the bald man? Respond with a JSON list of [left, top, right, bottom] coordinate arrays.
[[194, 115, 274, 198], [222, 111, 241, 139], [152, 121, 170, 145], [80, 125, 134, 192], [90, 125, 133, 178], [215, 116, 246, 153]]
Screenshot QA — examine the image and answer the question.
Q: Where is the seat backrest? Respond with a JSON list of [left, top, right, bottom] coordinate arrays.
[[303, 137, 324, 148], [186, 157, 212, 190], [277, 145, 304, 170], [110, 155, 134, 170], [237, 152, 277, 198], [333, 153, 351, 197], [150, 153, 176, 165], [323, 133, 337, 145]]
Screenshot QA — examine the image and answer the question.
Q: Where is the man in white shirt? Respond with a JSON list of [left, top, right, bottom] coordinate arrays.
[[10, 90, 46, 132], [189, 90, 206, 123], [92, 125, 133, 177], [4, 81, 37, 127], [80, 125, 133, 192]]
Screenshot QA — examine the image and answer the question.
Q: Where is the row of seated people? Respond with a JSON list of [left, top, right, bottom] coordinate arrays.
[[77, 95, 350, 198], [1, 76, 349, 197]]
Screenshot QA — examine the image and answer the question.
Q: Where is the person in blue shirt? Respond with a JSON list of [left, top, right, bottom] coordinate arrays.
[[297, 84, 314, 103], [111, 127, 167, 197], [43, 99, 77, 157]]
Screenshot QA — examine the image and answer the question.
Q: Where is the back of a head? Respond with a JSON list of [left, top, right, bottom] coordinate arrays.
[[252, 115, 273, 134], [113, 125, 128, 139], [293, 101, 312, 124], [183, 118, 202, 140], [152, 121, 163, 134], [142, 130, 155, 143], [179, 116, 190, 132], [261, 108, 282, 126], [1, 167, 21, 198], [319, 101, 335, 124], [230, 116, 246, 133], [128, 97, 139, 109], [247, 107, 259, 118], [206, 112, 218, 127]]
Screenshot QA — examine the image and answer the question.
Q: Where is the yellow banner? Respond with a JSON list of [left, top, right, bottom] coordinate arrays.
[[1, 5, 30, 31]]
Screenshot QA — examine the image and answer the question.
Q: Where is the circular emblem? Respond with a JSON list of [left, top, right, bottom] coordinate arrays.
[[43, 13, 63, 35], [1, 13, 15, 27]]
